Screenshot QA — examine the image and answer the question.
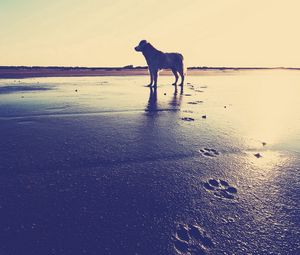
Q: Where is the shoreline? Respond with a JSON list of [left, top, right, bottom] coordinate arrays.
[[0, 66, 299, 79]]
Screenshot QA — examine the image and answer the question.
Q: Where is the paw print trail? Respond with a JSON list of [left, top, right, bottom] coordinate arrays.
[[203, 179, 237, 200], [199, 148, 219, 157], [173, 223, 214, 254]]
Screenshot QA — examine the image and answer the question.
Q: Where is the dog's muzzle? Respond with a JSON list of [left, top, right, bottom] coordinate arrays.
[[134, 46, 141, 51]]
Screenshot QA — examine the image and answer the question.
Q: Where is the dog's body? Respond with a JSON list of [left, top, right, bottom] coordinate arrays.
[[135, 40, 185, 87]]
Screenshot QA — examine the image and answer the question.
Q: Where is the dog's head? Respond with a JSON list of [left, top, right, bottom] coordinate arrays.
[[134, 40, 148, 52]]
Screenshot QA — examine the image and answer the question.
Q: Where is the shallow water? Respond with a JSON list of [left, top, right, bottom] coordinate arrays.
[[0, 71, 299, 254]]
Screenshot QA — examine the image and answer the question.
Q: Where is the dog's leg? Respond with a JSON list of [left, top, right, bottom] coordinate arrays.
[[147, 69, 154, 87], [178, 67, 185, 86], [153, 69, 158, 87], [171, 68, 179, 86]]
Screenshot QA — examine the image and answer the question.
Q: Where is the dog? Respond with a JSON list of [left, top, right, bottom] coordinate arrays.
[[134, 40, 185, 87]]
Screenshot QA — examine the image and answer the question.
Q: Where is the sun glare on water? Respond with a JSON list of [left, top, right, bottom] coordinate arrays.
[[226, 71, 300, 149]]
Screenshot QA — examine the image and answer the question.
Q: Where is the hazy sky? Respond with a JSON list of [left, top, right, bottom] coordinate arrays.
[[1, 0, 300, 67]]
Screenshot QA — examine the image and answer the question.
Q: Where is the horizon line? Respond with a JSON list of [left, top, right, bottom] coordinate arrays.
[[1, 65, 300, 70]]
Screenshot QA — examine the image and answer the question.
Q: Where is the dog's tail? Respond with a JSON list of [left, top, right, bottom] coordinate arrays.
[[179, 54, 187, 75]]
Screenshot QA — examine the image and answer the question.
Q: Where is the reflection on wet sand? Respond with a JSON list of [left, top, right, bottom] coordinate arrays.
[[145, 87, 158, 112], [145, 85, 183, 113], [170, 85, 184, 107]]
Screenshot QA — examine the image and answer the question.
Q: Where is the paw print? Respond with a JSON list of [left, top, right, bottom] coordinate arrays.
[[173, 223, 214, 254], [187, 101, 203, 105], [182, 117, 195, 122], [199, 148, 219, 157], [203, 179, 237, 199]]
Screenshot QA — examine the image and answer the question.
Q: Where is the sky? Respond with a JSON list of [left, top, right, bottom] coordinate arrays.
[[1, 0, 300, 67]]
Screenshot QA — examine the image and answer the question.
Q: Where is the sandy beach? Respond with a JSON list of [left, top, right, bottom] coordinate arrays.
[[0, 70, 299, 254]]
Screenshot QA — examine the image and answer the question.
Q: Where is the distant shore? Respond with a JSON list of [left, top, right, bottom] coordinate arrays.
[[0, 66, 299, 79]]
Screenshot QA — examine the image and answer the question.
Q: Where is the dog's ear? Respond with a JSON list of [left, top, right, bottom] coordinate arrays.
[[140, 40, 148, 45]]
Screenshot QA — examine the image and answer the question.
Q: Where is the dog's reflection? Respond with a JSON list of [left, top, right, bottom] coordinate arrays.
[[145, 86, 158, 112], [145, 85, 184, 113], [169, 85, 184, 107]]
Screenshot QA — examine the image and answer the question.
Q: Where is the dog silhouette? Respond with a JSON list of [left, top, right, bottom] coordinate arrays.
[[135, 40, 185, 87]]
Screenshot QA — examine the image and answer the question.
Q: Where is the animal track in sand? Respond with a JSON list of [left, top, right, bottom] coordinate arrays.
[[203, 179, 237, 200], [182, 117, 195, 122], [173, 223, 214, 254], [187, 101, 203, 105], [199, 148, 219, 157], [99, 81, 109, 85]]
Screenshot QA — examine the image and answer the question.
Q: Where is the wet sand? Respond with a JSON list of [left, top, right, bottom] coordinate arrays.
[[0, 71, 299, 254]]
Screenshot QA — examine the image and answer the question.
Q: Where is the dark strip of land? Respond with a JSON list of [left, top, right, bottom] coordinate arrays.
[[0, 66, 299, 79]]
